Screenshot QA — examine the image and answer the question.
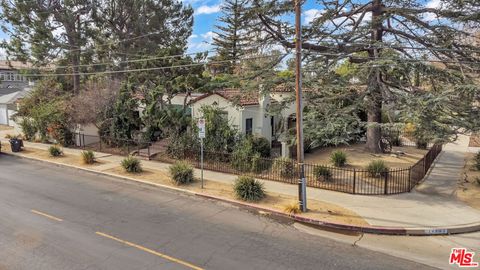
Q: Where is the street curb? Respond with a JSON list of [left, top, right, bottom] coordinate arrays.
[[3, 150, 480, 236]]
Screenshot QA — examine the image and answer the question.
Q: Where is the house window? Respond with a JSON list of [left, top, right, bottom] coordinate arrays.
[[271, 116, 275, 136], [246, 118, 253, 135]]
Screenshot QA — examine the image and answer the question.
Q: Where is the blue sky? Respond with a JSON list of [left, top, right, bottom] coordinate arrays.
[[187, 0, 319, 53]]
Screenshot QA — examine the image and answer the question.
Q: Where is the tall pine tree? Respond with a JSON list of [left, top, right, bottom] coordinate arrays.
[[212, 0, 250, 74]]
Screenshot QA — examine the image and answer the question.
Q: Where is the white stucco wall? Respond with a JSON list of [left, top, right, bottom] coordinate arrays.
[[190, 94, 242, 132], [74, 124, 100, 146]]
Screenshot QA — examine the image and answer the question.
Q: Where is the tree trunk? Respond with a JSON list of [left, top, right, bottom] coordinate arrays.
[[72, 53, 81, 94], [365, 0, 384, 153]]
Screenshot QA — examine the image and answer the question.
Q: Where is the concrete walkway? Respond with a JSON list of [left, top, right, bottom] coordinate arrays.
[[2, 132, 480, 230]]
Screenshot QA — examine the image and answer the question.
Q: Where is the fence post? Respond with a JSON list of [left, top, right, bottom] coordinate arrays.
[[384, 171, 388, 195], [352, 169, 356, 194], [99, 137, 102, 152], [147, 144, 151, 160], [408, 167, 412, 191], [82, 134, 85, 149]]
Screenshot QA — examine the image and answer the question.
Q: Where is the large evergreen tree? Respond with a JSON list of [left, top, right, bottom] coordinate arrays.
[[212, 0, 251, 74], [251, 0, 480, 152], [0, 0, 94, 93]]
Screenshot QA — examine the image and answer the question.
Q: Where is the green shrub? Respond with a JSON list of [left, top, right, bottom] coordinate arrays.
[[48, 145, 63, 157], [366, 160, 389, 178], [272, 157, 296, 178], [330, 150, 347, 167], [20, 118, 37, 141], [121, 156, 142, 173], [81, 150, 95, 164], [233, 176, 265, 202], [169, 161, 194, 185], [313, 165, 332, 181], [416, 139, 428, 149], [474, 152, 480, 170], [250, 136, 271, 157]]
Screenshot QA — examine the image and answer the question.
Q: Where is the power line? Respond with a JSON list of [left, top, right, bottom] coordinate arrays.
[[20, 53, 289, 77]]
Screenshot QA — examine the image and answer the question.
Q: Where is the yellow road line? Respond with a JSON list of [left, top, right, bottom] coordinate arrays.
[[30, 209, 63, 222], [95, 232, 204, 270]]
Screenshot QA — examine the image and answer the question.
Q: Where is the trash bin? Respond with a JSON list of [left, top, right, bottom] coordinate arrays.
[[10, 138, 23, 152]]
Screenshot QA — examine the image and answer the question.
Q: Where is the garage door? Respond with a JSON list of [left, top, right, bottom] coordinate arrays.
[[0, 105, 8, 125]]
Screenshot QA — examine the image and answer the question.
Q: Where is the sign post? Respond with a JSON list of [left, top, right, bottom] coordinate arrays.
[[198, 118, 206, 189]]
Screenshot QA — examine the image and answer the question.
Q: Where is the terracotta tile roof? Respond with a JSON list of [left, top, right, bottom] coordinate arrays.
[[190, 88, 260, 106]]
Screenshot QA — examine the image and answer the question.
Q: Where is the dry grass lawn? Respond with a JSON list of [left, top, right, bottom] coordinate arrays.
[[107, 166, 368, 226], [0, 125, 13, 131], [457, 153, 480, 210], [305, 143, 428, 169], [1, 143, 104, 167], [469, 134, 480, 147]]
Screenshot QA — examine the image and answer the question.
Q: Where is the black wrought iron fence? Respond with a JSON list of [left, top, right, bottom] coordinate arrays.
[[72, 132, 443, 195]]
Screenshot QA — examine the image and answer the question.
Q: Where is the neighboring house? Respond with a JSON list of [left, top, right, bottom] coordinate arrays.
[[0, 60, 33, 128]]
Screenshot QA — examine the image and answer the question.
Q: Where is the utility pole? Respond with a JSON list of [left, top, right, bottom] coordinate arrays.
[[294, 0, 307, 212]]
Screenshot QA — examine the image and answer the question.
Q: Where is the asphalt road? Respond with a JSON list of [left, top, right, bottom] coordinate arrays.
[[0, 155, 437, 270]]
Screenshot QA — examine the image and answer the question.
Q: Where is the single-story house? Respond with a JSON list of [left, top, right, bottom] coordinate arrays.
[[0, 88, 32, 130]]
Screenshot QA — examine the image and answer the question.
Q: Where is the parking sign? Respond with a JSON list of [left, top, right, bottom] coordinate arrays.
[[198, 118, 206, 139]]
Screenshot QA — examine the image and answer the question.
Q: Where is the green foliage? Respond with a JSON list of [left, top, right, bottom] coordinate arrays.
[[81, 150, 95, 164], [15, 80, 72, 145], [19, 118, 37, 141], [108, 83, 141, 145], [250, 136, 271, 157], [232, 136, 271, 172], [212, 0, 251, 74], [48, 145, 63, 157], [330, 151, 347, 167], [272, 157, 296, 178], [313, 165, 332, 181], [303, 88, 365, 148], [121, 156, 142, 173], [201, 105, 238, 153], [233, 176, 265, 202], [167, 131, 199, 159], [169, 161, 194, 185], [367, 160, 389, 178]]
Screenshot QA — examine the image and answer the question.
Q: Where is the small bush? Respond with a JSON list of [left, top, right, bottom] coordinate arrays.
[[169, 161, 194, 185], [20, 118, 37, 141], [233, 176, 265, 202], [48, 145, 63, 157], [250, 153, 263, 173], [474, 152, 480, 171], [273, 157, 296, 178], [416, 139, 428, 149], [250, 136, 271, 157], [367, 160, 389, 178], [330, 150, 347, 167], [81, 150, 95, 164], [313, 165, 332, 181], [284, 203, 301, 215], [121, 156, 142, 173]]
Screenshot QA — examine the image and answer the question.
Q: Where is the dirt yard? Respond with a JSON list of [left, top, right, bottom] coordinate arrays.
[[107, 166, 368, 226], [305, 143, 428, 169], [469, 134, 480, 147], [457, 153, 480, 210], [0, 125, 13, 131], [1, 143, 104, 167]]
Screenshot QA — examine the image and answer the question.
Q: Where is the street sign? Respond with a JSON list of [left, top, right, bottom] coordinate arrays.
[[198, 118, 206, 188], [198, 118, 206, 139]]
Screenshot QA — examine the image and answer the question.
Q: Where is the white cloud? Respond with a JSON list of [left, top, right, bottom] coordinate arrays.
[[201, 31, 216, 40], [425, 0, 443, 20], [304, 9, 323, 24], [189, 34, 199, 39], [195, 4, 221, 15]]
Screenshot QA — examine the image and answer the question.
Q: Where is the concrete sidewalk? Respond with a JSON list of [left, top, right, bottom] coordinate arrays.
[[2, 133, 480, 232]]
